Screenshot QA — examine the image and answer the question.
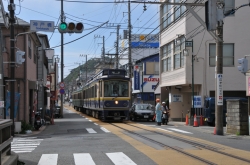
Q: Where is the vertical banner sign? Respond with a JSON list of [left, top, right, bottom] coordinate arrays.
[[217, 74, 223, 105], [5, 91, 21, 119], [50, 73, 55, 92], [134, 65, 140, 90]]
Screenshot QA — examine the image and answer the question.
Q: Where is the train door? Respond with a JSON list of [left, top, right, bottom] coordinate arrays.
[[98, 81, 101, 108]]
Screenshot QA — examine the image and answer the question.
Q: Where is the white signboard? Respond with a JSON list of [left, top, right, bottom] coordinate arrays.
[[30, 20, 54, 32], [192, 96, 202, 108], [0, 101, 4, 108], [217, 74, 223, 105], [172, 94, 183, 102]]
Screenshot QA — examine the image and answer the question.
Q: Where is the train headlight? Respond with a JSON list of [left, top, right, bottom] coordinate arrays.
[[115, 101, 118, 105]]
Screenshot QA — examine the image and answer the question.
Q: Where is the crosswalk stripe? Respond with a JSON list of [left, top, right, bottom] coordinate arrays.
[[86, 128, 97, 133], [14, 151, 32, 153], [12, 137, 43, 153], [74, 153, 96, 165], [167, 128, 192, 134], [106, 152, 137, 165], [38, 154, 58, 165], [100, 127, 110, 133]]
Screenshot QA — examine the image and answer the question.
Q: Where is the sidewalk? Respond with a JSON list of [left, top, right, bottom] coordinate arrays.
[[14, 125, 47, 137]]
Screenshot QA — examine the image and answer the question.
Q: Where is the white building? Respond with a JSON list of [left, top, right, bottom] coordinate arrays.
[[159, 0, 249, 121]]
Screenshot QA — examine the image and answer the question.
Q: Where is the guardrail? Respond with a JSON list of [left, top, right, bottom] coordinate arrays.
[[0, 119, 16, 165]]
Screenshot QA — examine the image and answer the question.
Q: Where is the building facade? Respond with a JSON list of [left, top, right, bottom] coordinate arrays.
[[132, 54, 159, 105], [0, 17, 42, 123], [159, 0, 249, 121]]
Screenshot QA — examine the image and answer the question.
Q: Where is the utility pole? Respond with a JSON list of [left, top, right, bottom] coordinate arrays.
[[9, 0, 15, 137], [215, 21, 223, 135], [85, 55, 87, 85], [103, 36, 105, 67], [128, 0, 132, 79], [0, 28, 4, 119], [128, 0, 132, 109], [60, 0, 64, 118], [115, 25, 120, 69]]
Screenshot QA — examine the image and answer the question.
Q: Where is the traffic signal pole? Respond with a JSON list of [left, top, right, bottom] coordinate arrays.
[[60, 0, 64, 118], [9, 0, 15, 137]]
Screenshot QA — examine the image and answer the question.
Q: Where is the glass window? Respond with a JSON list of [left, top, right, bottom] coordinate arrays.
[[174, 0, 181, 19], [162, 3, 172, 29], [163, 59, 167, 72], [154, 62, 159, 74], [174, 53, 180, 69], [167, 57, 171, 71], [209, 43, 234, 67], [28, 37, 31, 59], [162, 45, 167, 58], [33, 45, 36, 63], [104, 80, 129, 97], [135, 104, 151, 110]]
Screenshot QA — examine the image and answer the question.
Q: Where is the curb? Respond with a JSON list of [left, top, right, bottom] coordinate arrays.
[[14, 125, 47, 137]]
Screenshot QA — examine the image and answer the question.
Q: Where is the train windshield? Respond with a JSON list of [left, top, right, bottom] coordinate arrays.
[[104, 80, 129, 97]]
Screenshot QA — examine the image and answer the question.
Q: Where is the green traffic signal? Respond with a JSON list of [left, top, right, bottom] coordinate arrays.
[[58, 22, 84, 33], [59, 22, 67, 30]]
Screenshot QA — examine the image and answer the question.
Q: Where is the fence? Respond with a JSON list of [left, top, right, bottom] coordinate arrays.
[[0, 119, 18, 165]]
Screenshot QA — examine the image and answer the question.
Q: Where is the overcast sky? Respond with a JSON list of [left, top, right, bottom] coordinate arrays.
[[2, 0, 159, 79]]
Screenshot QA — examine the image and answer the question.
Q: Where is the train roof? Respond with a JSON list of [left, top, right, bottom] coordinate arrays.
[[72, 69, 129, 94]]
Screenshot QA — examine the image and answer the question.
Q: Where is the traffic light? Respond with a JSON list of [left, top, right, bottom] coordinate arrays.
[[58, 22, 84, 33], [238, 58, 248, 74], [205, 0, 217, 31], [16, 50, 25, 64]]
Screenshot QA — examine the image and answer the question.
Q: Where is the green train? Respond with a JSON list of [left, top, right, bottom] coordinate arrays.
[[71, 69, 131, 121]]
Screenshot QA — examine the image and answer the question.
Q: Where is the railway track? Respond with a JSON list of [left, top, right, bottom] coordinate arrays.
[[110, 123, 250, 165]]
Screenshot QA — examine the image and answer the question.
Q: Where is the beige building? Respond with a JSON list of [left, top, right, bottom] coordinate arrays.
[[159, 0, 249, 121]]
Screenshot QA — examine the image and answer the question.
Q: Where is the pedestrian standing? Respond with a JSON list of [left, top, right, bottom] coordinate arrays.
[[155, 98, 162, 126]]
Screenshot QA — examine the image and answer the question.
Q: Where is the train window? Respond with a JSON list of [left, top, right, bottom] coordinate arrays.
[[104, 80, 129, 97], [103, 70, 109, 75], [100, 81, 102, 97], [95, 84, 97, 97]]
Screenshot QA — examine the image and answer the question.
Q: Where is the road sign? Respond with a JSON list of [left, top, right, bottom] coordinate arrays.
[[30, 20, 54, 32], [60, 89, 65, 94], [216, 74, 223, 105], [59, 82, 65, 88]]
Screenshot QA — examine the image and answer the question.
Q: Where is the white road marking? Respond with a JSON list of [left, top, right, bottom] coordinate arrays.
[[74, 153, 96, 165], [106, 152, 137, 165], [100, 127, 110, 133], [94, 123, 98, 125], [167, 128, 193, 134], [89, 120, 92, 122], [156, 128, 173, 132], [37, 154, 58, 165], [11, 137, 43, 153], [86, 128, 97, 133]]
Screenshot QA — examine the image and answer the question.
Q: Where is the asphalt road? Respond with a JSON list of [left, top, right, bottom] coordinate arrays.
[[13, 106, 250, 165]]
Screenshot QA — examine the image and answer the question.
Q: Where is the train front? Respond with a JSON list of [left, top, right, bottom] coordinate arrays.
[[101, 69, 130, 121]]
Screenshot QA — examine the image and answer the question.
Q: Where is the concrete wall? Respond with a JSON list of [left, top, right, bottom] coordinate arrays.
[[226, 99, 249, 135]]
